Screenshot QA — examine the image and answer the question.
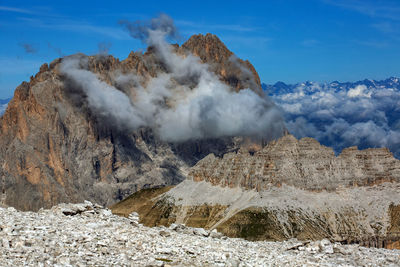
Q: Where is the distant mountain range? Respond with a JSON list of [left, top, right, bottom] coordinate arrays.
[[262, 77, 400, 95], [263, 76, 400, 158]]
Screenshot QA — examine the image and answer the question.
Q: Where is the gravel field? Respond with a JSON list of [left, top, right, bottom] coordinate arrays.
[[0, 201, 399, 267]]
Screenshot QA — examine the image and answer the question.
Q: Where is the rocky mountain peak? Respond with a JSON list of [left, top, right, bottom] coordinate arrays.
[[0, 33, 275, 211], [181, 33, 263, 94], [182, 33, 232, 63]]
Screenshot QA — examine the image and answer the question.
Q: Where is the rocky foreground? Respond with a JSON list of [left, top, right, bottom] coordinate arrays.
[[0, 202, 399, 266]]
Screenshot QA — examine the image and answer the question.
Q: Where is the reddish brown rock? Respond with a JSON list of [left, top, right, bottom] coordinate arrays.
[[181, 33, 263, 95]]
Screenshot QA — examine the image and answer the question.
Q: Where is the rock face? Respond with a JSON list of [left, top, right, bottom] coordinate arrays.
[[182, 33, 263, 95], [0, 34, 262, 211], [1, 202, 400, 266], [111, 134, 400, 249], [190, 134, 400, 191]]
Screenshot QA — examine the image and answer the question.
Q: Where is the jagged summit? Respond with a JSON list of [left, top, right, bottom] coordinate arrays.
[[123, 33, 263, 94], [182, 33, 232, 63], [182, 33, 262, 94]]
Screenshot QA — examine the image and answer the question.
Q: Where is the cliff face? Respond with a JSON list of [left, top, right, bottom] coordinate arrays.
[[0, 34, 262, 211], [189, 134, 400, 191], [111, 134, 400, 249]]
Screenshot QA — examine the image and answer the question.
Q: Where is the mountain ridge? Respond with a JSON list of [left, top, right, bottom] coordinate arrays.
[[262, 76, 400, 95]]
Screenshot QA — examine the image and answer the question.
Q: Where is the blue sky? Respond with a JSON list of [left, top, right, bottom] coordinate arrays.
[[0, 0, 399, 98]]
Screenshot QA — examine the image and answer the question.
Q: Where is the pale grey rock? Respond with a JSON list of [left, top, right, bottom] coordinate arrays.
[[128, 212, 139, 221], [53, 201, 96, 216], [225, 258, 240, 267], [210, 229, 223, 239], [2, 238, 9, 248], [158, 230, 170, 237], [128, 212, 140, 227], [0, 202, 399, 267], [192, 227, 209, 237], [169, 223, 186, 233]]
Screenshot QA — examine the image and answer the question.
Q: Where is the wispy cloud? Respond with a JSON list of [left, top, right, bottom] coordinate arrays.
[[371, 21, 400, 42], [0, 57, 42, 75], [0, 6, 33, 14], [372, 22, 399, 34], [322, 0, 400, 21], [98, 42, 112, 55], [220, 35, 271, 46], [47, 42, 64, 57], [323, 0, 400, 42], [19, 43, 38, 54], [176, 20, 258, 33], [0, 5, 66, 18], [57, 23, 130, 40], [301, 39, 319, 47], [354, 40, 390, 48], [17, 17, 130, 40]]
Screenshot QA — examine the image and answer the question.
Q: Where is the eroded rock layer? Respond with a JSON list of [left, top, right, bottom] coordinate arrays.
[[189, 134, 400, 191]]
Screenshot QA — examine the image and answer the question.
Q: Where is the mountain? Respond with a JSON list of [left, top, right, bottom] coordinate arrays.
[[111, 134, 400, 249], [0, 33, 273, 211], [3, 25, 400, 248], [262, 77, 400, 96]]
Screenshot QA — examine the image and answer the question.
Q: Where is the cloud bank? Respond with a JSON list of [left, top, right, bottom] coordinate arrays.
[[60, 14, 285, 143], [270, 80, 400, 157]]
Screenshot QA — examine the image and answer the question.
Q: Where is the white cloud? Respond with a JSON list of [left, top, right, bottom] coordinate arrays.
[[61, 15, 285, 142], [322, 0, 400, 21], [271, 81, 400, 157], [0, 6, 33, 14], [347, 85, 371, 98]]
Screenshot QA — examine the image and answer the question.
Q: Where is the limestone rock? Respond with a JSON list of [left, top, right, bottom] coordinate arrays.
[[1, 203, 400, 266], [189, 134, 400, 191], [192, 227, 209, 237], [210, 229, 224, 239]]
